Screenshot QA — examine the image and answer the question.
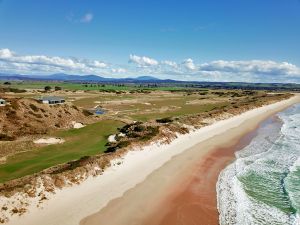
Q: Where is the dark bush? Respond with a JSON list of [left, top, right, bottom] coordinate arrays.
[[127, 132, 141, 138], [133, 125, 145, 132], [119, 124, 132, 133], [44, 86, 52, 92], [140, 126, 159, 141], [29, 104, 39, 112], [72, 105, 79, 111], [0, 133, 15, 141], [82, 109, 93, 116], [105, 141, 130, 153], [0, 87, 26, 93], [55, 86, 62, 91], [156, 117, 173, 123]]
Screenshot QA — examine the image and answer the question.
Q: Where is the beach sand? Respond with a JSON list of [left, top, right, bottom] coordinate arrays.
[[141, 117, 277, 225], [80, 96, 300, 225], [5, 95, 300, 225]]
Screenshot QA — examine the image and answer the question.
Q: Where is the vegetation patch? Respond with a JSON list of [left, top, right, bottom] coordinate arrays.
[[29, 104, 39, 112], [0, 134, 15, 141], [82, 109, 93, 116], [156, 117, 173, 123]]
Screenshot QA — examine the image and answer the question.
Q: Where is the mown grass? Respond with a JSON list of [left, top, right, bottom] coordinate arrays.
[[10, 81, 184, 91], [132, 102, 229, 121], [72, 92, 231, 122], [0, 120, 123, 183]]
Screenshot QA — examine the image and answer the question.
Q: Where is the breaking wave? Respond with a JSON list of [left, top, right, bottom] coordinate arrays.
[[217, 104, 300, 225]]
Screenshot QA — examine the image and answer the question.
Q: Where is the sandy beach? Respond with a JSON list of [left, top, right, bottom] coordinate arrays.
[[6, 95, 300, 225]]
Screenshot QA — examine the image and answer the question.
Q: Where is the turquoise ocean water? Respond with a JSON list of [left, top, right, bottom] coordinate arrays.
[[217, 104, 300, 225]]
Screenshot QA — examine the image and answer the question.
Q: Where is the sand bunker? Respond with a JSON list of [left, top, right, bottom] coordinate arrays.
[[0, 156, 7, 164], [34, 138, 65, 145], [72, 121, 85, 129], [108, 134, 117, 143]]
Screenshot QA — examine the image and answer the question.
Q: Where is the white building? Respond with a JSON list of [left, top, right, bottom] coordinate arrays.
[[40, 96, 65, 105], [0, 99, 6, 106]]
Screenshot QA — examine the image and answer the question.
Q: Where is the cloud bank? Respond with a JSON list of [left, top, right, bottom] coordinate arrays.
[[0, 48, 299, 83]]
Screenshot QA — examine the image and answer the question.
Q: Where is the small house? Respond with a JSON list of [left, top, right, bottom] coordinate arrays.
[[0, 99, 6, 106], [87, 107, 105, 115], [95, 108, 105, 115], [40, 96, 65, 105]]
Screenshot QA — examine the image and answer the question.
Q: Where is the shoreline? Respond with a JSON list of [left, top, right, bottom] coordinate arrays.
[[4, 95, 300, 225], [139, 116, 281, 225]]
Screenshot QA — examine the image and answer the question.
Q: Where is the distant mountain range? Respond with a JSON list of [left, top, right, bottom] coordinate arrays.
[[1, 73, 300, 91], [0, 73, 164, 82]]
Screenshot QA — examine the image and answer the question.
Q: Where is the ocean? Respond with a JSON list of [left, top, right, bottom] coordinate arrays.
[[217, 103, 300, 225]]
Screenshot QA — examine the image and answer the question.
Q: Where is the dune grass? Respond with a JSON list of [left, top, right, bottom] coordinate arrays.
[[0, 120, 123, 183]]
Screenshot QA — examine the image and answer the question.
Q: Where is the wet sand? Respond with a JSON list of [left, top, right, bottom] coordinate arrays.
[[142, 117, 277, 225], [81, 111, 289, 225]]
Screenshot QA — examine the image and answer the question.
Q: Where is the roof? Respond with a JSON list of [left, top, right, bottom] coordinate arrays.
[[40, 96, 65, 101]]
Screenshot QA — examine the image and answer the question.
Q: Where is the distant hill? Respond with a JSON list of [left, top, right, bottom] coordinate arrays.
[[133, 76, 160, 81], [0, 73, 300, 91], [43, 74, 110, 81], [0, 73, 162, 82]]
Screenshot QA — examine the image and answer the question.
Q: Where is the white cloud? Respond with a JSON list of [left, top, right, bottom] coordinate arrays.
[[80, 13, 93, 23], [0, 48, 14, 58], [0, 48, 107, 75], [91, 60, 107, 68], [129, 54, 159, 67], [199, 60, 299, 75], [161, 60, 178, 68], [66, 12, 94, 24], [112, 68, 127, 73], [182, 58, 196, 70], [0, 48, 299, 83]]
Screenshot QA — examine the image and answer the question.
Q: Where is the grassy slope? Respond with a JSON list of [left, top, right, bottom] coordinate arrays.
[[0, 120, 123, 183], [132, 102, 228, 121]]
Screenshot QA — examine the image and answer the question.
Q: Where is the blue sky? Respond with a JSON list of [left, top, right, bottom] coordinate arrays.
[[0, 0, 300, 82]]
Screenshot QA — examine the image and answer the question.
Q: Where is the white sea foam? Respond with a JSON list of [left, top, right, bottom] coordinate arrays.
[[217, 104, 300, 225]]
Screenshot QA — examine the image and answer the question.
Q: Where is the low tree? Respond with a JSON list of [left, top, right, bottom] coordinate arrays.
[[44, 86, 52, 92], [54, 86, 62, 91], [3, 81, 11, 85]]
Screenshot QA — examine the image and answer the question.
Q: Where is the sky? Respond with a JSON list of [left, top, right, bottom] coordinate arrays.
[[0, 0, 300, 83]]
